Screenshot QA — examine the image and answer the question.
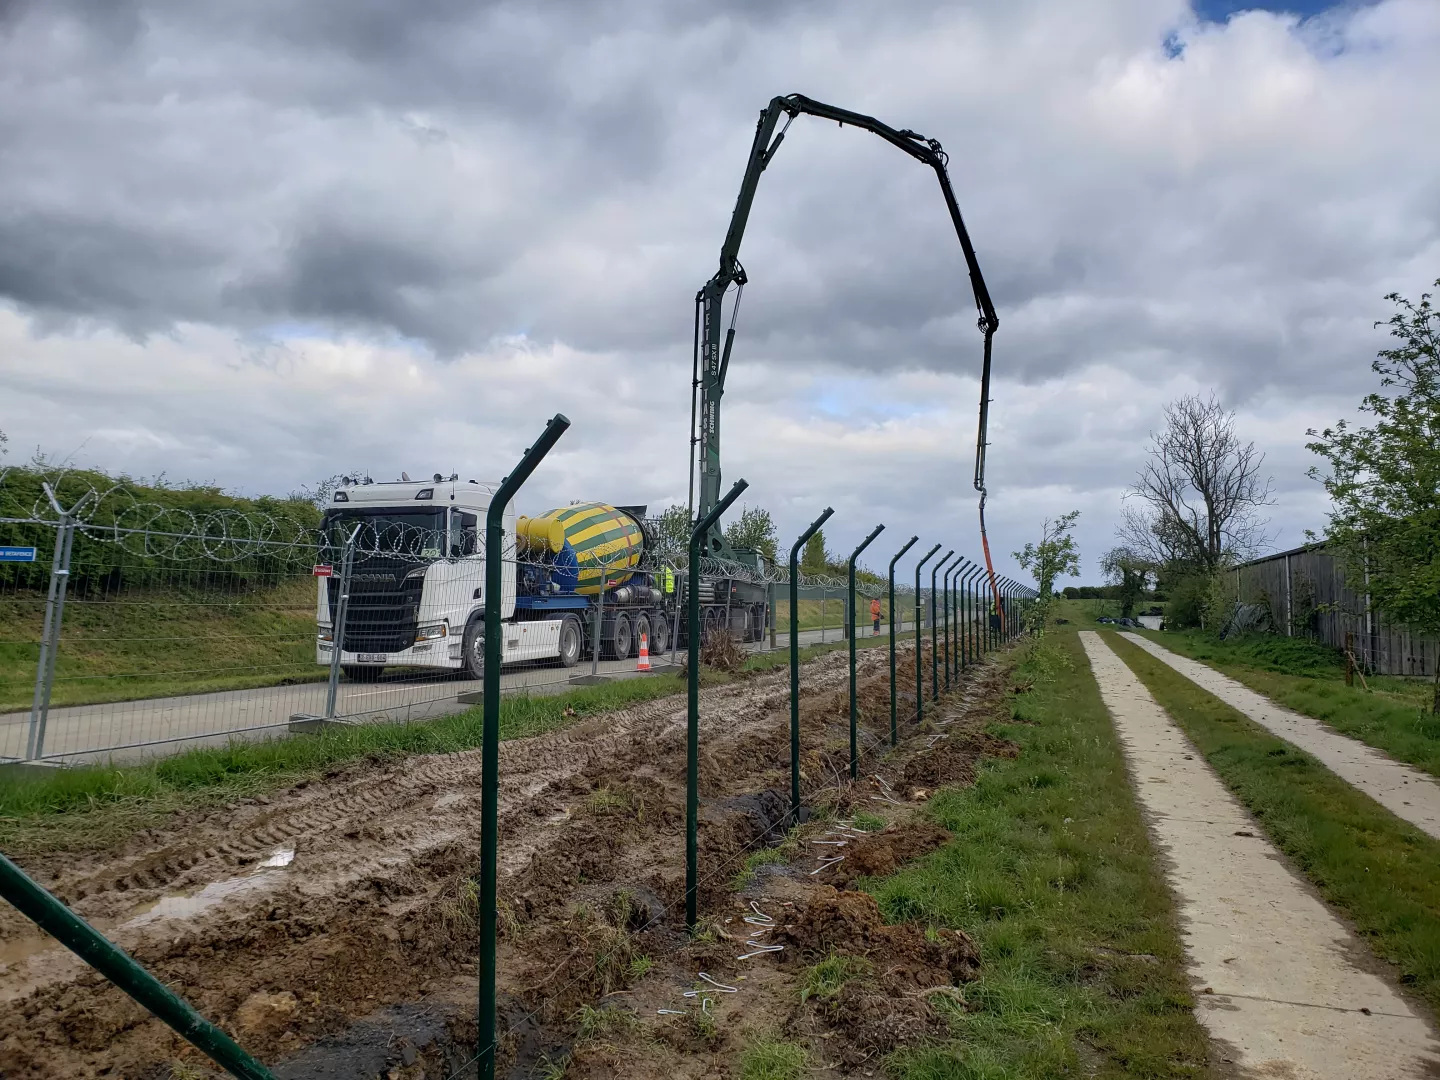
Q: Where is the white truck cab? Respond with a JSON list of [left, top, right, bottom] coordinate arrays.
[[315, 476, 569, 680]]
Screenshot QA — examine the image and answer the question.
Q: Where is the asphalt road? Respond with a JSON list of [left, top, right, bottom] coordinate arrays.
[[1, 621, 917, 765]]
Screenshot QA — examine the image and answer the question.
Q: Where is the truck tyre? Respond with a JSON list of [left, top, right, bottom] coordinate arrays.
[[557, 614, 582, 668], [607, 612, 632, 660], [651, 613, 670, 655], [632, 613, 651, 659], [342, 665, 384, 682], [462, 619, 485, 680]]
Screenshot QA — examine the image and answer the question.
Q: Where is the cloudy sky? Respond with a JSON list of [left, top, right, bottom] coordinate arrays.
[[1, 0, 1436, 585]]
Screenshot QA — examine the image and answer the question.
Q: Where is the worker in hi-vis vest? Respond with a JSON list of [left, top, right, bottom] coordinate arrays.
[[664, 566, 675, 595], [870, 597, 882, 636]]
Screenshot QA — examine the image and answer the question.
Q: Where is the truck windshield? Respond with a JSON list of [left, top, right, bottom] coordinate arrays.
[[322, 509, 447, 558]]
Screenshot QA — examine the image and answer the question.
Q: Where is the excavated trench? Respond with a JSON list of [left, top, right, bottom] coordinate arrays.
[[0, 643, 1015, 1079]]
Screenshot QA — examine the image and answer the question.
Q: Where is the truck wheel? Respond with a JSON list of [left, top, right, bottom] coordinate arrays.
[[651, 613, 670, 655], [607, 612, 632, 660], [462, 619, 485, 680], [557, 614, 582, 668], [633, 613, 651, 659], [342, 665, 384, 682]]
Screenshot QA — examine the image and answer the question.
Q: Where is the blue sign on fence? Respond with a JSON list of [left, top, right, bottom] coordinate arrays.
[[0, 546, 38, 563]]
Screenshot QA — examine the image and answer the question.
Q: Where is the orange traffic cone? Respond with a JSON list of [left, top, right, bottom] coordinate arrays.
[[637, 632, 651, 671]]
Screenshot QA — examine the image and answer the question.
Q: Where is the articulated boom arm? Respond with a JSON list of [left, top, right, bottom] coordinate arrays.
[[690, 94, 1003, 616]]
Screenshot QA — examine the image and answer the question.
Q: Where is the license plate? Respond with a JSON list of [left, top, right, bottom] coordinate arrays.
[[358, 653, 387, 663]]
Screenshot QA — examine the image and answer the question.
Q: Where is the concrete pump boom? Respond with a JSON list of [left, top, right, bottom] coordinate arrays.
[[689, 93, 1006, 625]]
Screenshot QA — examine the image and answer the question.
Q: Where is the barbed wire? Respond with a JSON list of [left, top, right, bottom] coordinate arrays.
[[0, 469, 914, 598]]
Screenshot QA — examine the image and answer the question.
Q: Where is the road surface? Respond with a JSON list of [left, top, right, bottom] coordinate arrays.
[[1, 622, 919, 765]]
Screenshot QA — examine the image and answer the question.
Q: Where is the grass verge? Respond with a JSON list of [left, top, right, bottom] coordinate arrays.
[[0, 581, 322, 711], [873, 629, 1210, 1079], [738, 1034, 807, 1080], [0, 636, 887, 854], [1132, 627, 1440, 777], [1108, 631, 1440, 1014]]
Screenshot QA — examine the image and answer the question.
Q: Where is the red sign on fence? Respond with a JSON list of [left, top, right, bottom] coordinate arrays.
[[313, 564, 333, 577]]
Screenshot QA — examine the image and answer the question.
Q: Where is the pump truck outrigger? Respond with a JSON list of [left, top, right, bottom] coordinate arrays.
[[690, 93, 1005, 626]]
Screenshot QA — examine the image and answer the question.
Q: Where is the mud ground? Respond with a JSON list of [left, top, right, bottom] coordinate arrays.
[[0, 644, 1017, 1079]]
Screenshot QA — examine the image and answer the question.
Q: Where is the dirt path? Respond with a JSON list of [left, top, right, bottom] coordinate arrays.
[[1120, 632, 1440, 840], [1083, 632, 1440, 1079], [0, 641, 1003, 1079]]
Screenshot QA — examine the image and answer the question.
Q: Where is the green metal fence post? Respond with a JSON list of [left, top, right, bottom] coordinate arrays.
[[954, 559, 973, 680], [943, 560, 957, 692], [790, 507, 835, 824], [480, 413, 570, 1080], [847, 524, 885, 779], [964, 565, 983, 668], [0, 853, 275, 1080], [913, 544, 941, 722], [687, 478, 749, 930], [930, 552, 953, 702], [887, 536, 917, 748]]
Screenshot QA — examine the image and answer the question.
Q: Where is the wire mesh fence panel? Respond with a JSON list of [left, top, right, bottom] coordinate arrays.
[[3, 468, 933, 764]]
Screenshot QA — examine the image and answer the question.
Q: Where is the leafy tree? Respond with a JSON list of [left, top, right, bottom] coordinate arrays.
[[653, 504, 692, 553], [1307, 281, 1440, 712], [1014, 512, 1081, 632], [724, 504, 778, 565], [1099, 546, 1153, 618], [1119, 393, 1273, 574], [801, 529, 829, 574]]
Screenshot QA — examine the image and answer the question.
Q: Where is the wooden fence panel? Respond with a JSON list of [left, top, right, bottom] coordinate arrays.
[[1231, 547, 1435, 677]]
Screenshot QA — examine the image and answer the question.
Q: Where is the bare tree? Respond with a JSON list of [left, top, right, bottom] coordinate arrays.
[[1118, 393, 1272, 572]]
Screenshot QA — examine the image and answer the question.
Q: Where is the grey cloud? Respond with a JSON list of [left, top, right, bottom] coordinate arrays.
[[1, 0, 1436, 584]]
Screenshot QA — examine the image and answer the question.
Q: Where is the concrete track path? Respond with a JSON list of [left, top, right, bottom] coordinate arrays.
[[1083, 631, 1440, 1079], [1120, 632, 1440, 841]]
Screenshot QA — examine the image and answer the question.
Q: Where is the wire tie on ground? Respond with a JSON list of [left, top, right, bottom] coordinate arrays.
[[657, 1009, 686, 1015], [737, 943, 784, 960], [702, 997, 713, 1014], [810, 856, 844, 875], [811, 839, 847, 846], [699, 972, 739, 992]]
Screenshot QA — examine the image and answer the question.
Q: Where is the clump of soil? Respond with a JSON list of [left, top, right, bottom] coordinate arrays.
[[827, 821, 951, 888], [777, 886, 979, 991], [678, 627, 747, 674], [902, 731, 1019, 796], [829, 981, 949, 1064]]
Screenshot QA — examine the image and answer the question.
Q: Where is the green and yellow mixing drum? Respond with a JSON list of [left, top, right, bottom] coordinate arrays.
[[515, 502, 646, 594]]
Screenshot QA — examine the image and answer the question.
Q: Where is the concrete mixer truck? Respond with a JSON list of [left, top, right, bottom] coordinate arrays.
[[314, 474, 768, 680]]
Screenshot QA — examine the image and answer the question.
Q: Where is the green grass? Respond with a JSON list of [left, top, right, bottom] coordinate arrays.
[[850, 810, 887, 831], [873, 630, 1210, 1079], [799, 953, 872, 1004], [1133, 626, 1440, 777], [738, 1034, 808, 1080], [0, 635, 879, 853], [0, 580, 322, 711], [0, 673, 690, 852], [732, 845, 792, 889], [1107, 631, 1440, 1014], [774, 597, 919, 635]]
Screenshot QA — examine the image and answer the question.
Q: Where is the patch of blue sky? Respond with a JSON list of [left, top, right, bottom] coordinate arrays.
[[805, 377, 934, 422], [1191, 0, 1368, 22]]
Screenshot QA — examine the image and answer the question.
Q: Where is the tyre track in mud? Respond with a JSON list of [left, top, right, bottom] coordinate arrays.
[[0, 645, 913, 1079]]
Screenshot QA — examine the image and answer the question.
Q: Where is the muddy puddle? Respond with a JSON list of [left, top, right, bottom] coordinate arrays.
[[0, 643, 1017, 1079]]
